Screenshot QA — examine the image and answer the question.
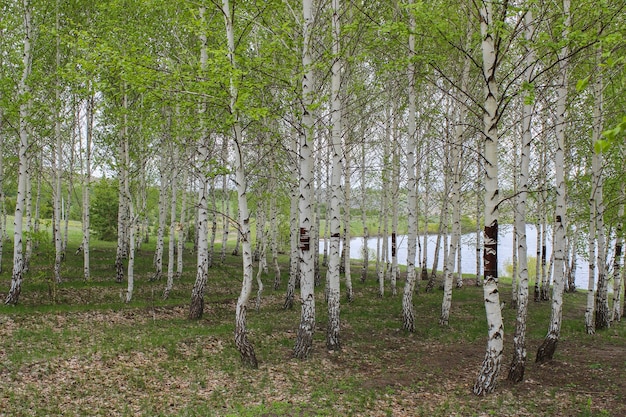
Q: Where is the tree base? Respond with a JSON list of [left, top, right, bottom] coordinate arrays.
[[473, 352, 501, 395], [294, 330, 313, 359], [283, 293, 294, 310], [235, 331, 258, 369], [595, 306, 611, 331], [536, 336, 557, 363], [507, 359, 525, 383], [188, 297, 204, 320]]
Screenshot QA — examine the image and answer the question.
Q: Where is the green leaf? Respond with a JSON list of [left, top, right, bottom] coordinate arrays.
[[576, 76, 590, 92], [602, 125, 622, 141], [594, 139, 610, 154]]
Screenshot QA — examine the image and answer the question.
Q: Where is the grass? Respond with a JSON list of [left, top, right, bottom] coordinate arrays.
[[0, 220, 625, 416]]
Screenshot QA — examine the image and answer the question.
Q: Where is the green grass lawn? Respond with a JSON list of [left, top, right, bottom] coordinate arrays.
[[0, 219, 624, 416]]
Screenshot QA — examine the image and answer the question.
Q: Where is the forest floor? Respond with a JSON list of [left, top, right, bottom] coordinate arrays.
[[0, 242, 625, 416]]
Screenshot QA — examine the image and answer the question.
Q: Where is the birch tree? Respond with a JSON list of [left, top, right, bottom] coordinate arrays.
[[441, 39, 471, 326], [474, 0, 505, 395], [164, 143, 178, 299], [585, 61, 602, 333], [326, 0, 343, 352], [153, 141, 169, 281], [125, 201, 137, 303], [284, 130, 299, 310], [293, 0, 317, 359], [612, 155, 624, 322], [220, 137, 230, 263], [0, 107, 4, 274], [401, 0, 419, 332], [507, 7, 535, 383], [81, 94, 94, 280], [5, 0, 33, 305], [114, 92, 130, 284], [221, 0, 258, 368], [536, 0, 571, 363], [359, 139, 369, 283], [390, 115, 399, 297], [53, 0, 64, 284], [343, 145, 353, 301], [189, 5, 212, 320]]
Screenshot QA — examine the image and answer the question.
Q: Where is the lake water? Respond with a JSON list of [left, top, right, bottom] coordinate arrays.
[[319, 224, 597, 290]]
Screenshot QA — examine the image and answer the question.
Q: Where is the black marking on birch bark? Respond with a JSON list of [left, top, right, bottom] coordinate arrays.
[[484, 221, 498, 279], [299, 227, 310, 251], [331, 233, 340, 238], [391, 233, 397, 257]]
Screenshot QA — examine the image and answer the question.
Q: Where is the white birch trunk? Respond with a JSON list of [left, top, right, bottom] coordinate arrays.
[[177, 169, 188, 279], [426, 196, 446, 292], [322, 143, 330, 269], [0, 107, 4, 274], [220, 136, 230, 263], [125, 205, 136, 303], [82, 94, 94, 280], [122, 113, 133, 301], [402, 1, 419, 332], [115, 93, 129, 284], [62, 179, 71, 255], [511, 151, 518, 307], [592, 60, 610, 331], [209, 177, 217, 267], [153, 148, 168, 281], [586, 165, 597, 333], [5, 0, 32, 304], [390, 116, 399, 296], [189, 141, 210, 319], [255, 201, 267, 272], [53, 1, 63, 284], [536, 0, 570, 363], [508, 9, 534, 382], [360, 139, 369, 283], [475, 179, 482, 286], [138, 156, 148, 247], [164, 145, 178, 299], [23, 160, 33, 274], [189, 6, 210, 319], [441, 49, 470, 324], [377, 111, 391, 298], [293, 0, 316, 359], [270, 176, 281, 290], [421, 164, 430, 282], [326, 0, 343, 351], [440, 111, 462, 325], [255, 241, 265, 311], [313, 172, 321, 288], [612, 159, 624, 322], [586, 52, 606, 331], [343, 148, 353, 301], [284, 134, 299, 310], [537, 154, 554, 301], [474, 0, 504, 395], [222, 0, 257, 367]]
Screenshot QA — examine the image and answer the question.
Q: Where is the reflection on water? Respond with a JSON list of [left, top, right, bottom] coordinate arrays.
[[319, 224, 599, 290]]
